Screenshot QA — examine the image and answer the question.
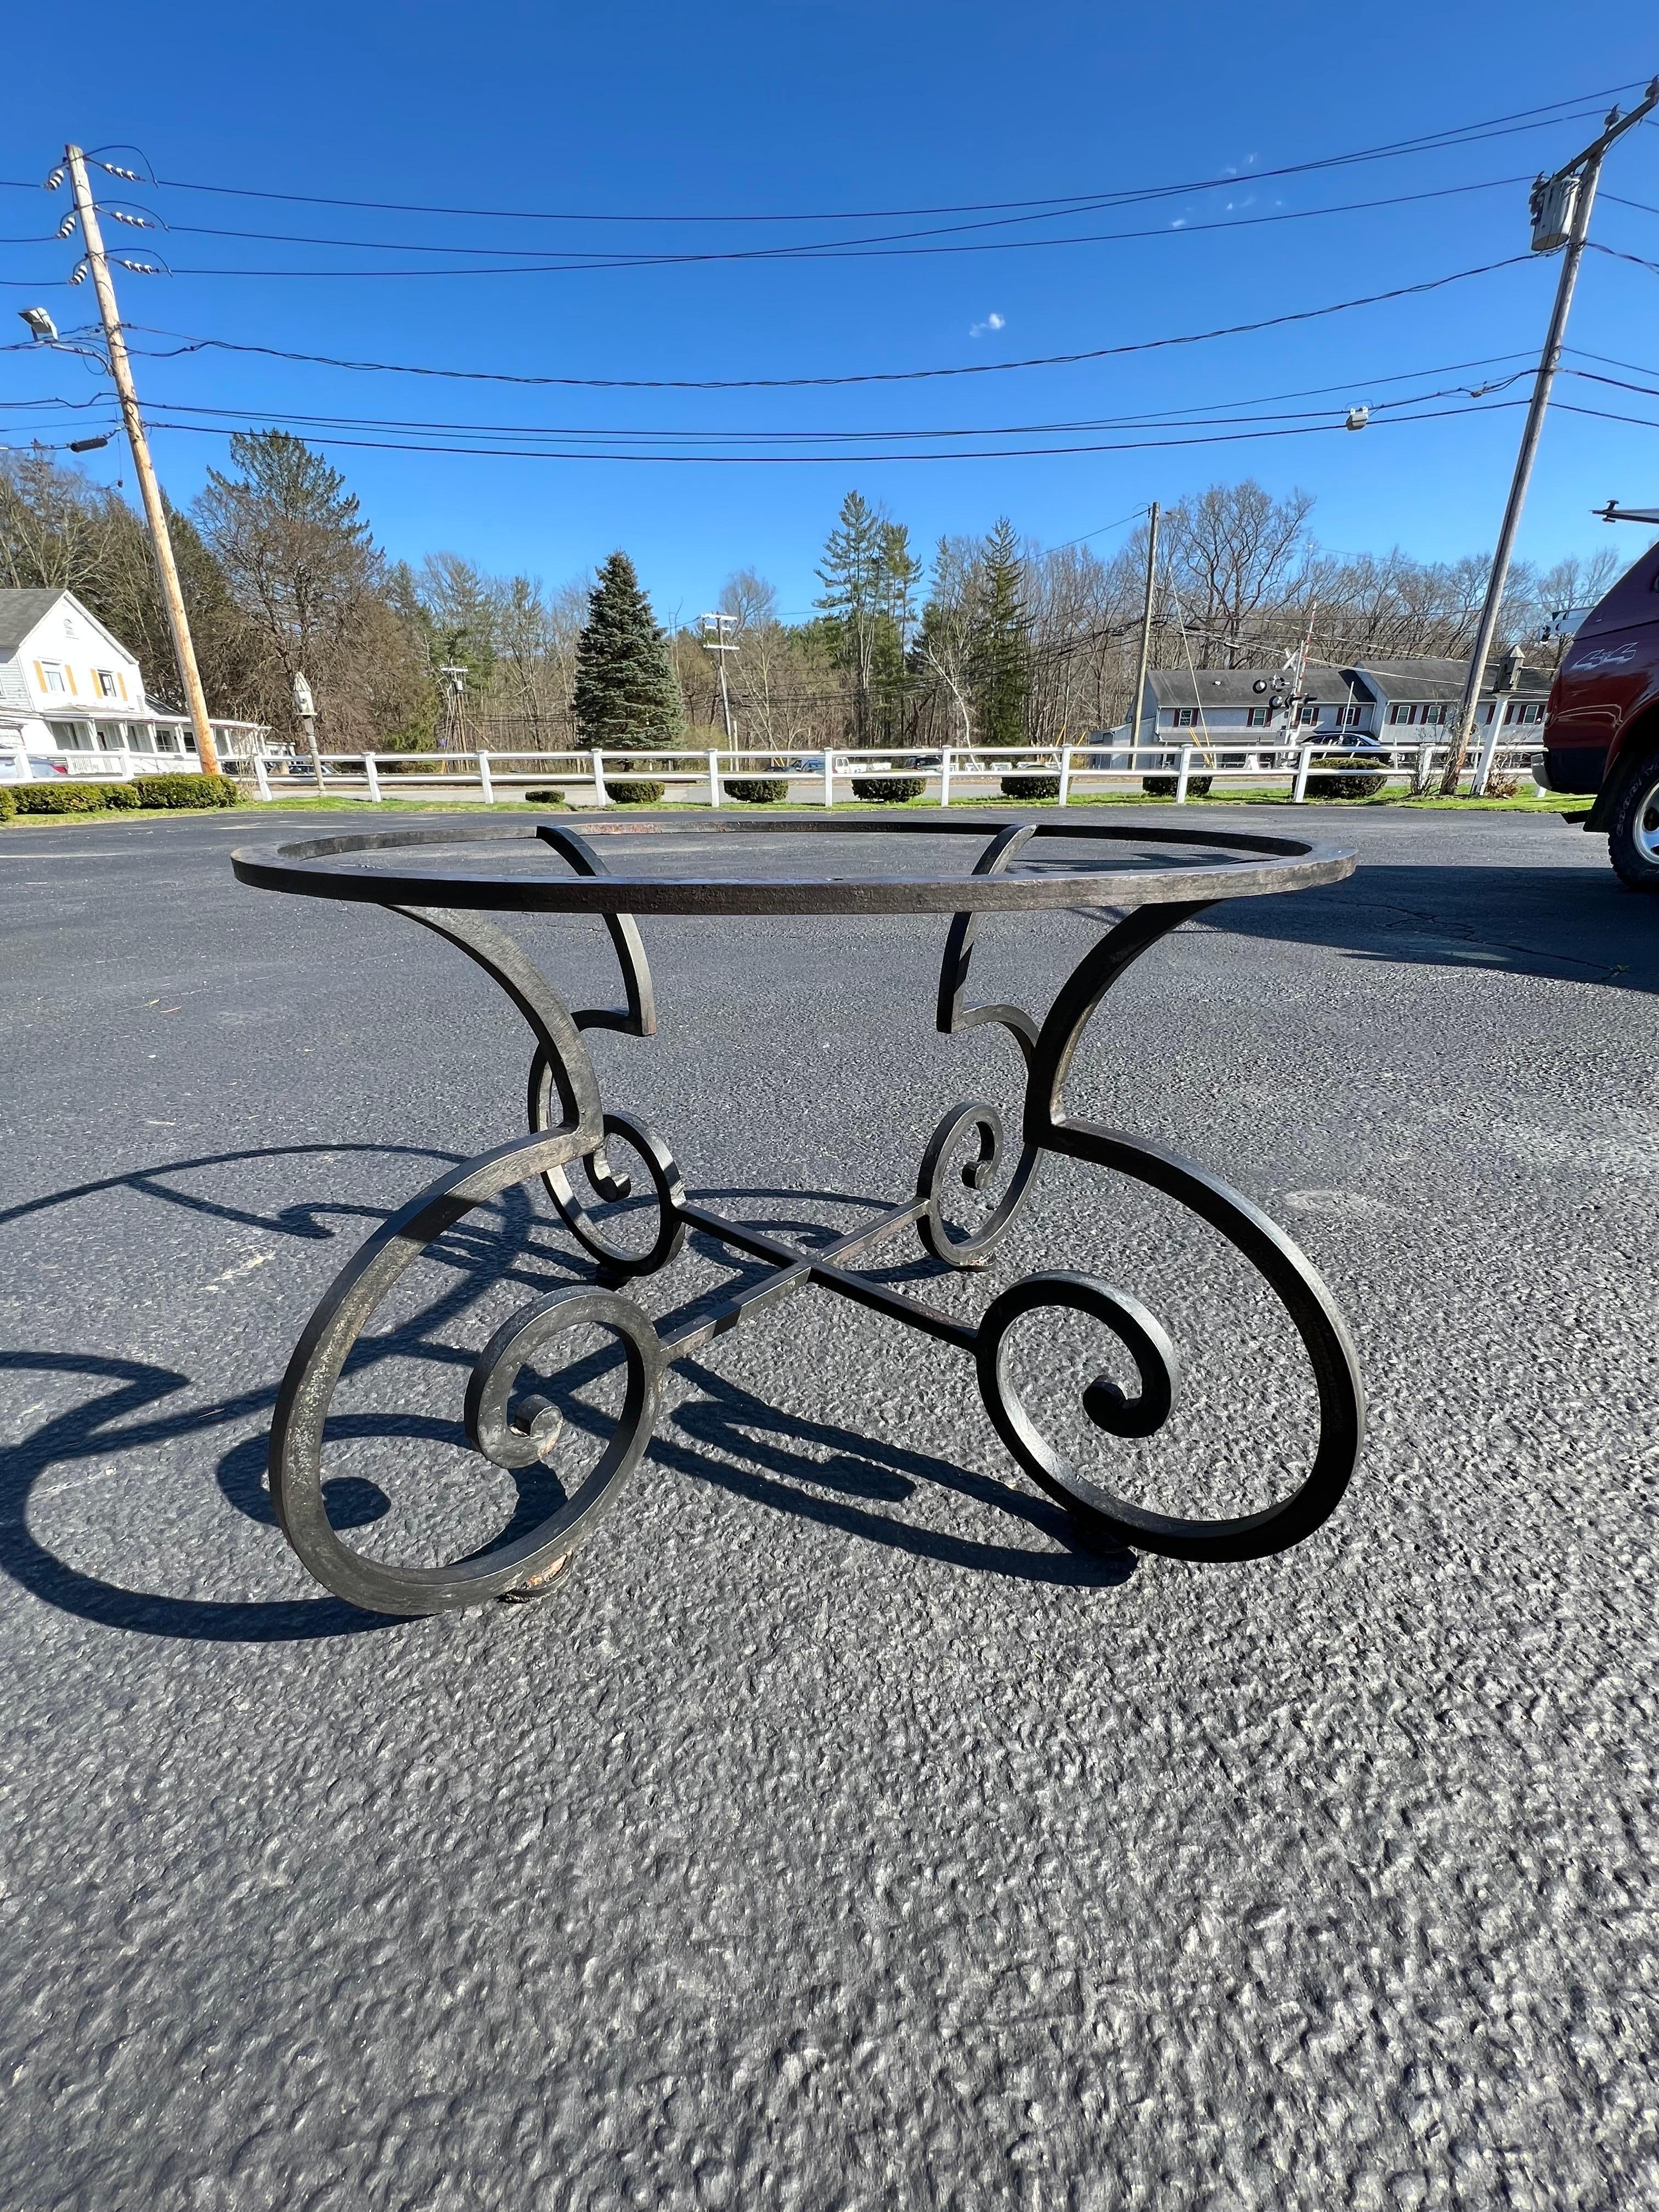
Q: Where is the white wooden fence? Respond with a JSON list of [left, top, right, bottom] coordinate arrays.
[[217, 739, 1548, 809]]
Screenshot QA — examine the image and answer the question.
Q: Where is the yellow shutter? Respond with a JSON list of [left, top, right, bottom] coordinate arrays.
[[33, 662, 44, 689], [119, 672, 128, 700]]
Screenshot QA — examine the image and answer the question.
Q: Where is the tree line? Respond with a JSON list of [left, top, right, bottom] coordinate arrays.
[[0, 433, 1623, 755]]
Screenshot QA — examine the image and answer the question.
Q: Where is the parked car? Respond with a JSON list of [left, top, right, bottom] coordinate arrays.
[[1538, 523, 1659, 887]]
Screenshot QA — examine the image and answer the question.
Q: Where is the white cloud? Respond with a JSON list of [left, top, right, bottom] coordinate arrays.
[[1171, 218, 1187, 229], [968, 311, 1006, 338]]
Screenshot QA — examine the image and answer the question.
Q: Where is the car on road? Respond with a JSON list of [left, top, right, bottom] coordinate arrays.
[[1539, 521, 1659, 888]]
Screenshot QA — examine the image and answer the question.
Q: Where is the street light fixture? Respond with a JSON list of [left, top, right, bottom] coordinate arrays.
[[18, 306, 58, 341]]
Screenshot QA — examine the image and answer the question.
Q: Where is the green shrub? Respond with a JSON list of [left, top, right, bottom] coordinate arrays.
[[1142, 773, 1213, 798], [0, 787, 15, 824], [129, 772, 240, 809], [726, 776, 791, 804], [13, 780, 121, 815], [1000, 773, 1060, 801], [608, 778, 665, 805], [1305, 761, 1387, 800], [523, 787, 567, 806], [851, 775, 927, 803]]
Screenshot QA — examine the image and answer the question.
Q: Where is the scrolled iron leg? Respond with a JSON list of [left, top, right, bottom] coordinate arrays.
[[971, 1151, 1364, 1561], [962, 896, 1367, 1561], [268, 1128, 665, 1617]]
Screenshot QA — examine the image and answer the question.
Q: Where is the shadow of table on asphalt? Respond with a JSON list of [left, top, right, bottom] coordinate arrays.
[[1204, 859, 1659, 991], [0, 1153, 1132, 1646]]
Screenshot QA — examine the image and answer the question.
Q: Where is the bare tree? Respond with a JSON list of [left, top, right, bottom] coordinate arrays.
[[1162, 481, 1318, 665]]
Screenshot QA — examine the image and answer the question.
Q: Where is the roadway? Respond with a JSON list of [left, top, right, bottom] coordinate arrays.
[[1, 803, 1654, 2209]]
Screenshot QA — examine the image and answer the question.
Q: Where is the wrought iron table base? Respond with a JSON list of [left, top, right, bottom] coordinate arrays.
[[242, 819, 1366, 1617]]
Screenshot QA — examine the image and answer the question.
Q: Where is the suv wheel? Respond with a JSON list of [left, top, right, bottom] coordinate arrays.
[[1609, 750, 1659, 891]]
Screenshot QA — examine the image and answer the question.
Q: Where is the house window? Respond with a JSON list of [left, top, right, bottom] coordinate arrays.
[[1298, 703, 1319, 725], [1170, 707, 1201, 727], [1339, 704, 1363, 727], [1245, 706, 1270, 727], [154, 727, 178, 753], [1388, 703, 1406, 724], [39, 663, 68, 694], [47, 719, 91, 750], [95, 670, 119, 698]]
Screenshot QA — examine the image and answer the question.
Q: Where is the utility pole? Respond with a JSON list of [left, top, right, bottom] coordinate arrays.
[[1280, 602, 1318, 753], [292, 670, 322, 794], [1128, 503, 1160, 757], [437, 664, 470, 752], [699, 613, 738, 743], [62, 146, 219, 776], [1442, 80, 1658, 797]]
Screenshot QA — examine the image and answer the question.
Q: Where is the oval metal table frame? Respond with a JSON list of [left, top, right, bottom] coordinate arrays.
[[234, 812, 1367, 1615]]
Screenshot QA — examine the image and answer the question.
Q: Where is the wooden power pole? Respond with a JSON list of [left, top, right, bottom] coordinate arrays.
[[1440, 81, 1657, 795], [64, 145, 219, 776], [1128, 503, 1161, 755]]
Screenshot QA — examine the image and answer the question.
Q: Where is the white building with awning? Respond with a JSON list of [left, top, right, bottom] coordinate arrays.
[[0, 587, 260, 779]]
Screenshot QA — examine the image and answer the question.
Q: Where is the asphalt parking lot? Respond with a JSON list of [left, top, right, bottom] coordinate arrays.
[[2, 802, 1656, 2210]]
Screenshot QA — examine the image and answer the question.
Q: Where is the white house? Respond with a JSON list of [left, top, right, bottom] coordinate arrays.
[[1348, 656, 1550, 738], [0, 587, 261, 779], [1112, 653, 1554, 765]]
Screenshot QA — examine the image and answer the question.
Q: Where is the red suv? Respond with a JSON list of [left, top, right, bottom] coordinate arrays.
[[1541, 526, 1659, 887]]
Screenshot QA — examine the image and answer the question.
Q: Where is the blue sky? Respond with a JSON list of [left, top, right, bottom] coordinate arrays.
[[3, 1, 1657, 619]]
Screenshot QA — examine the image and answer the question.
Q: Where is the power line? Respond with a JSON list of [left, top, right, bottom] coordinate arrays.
[[0, 348, 1543, 461], [1049, 506, 1150, 552], [0, 173, 1532, 273], [1555, 399, 1659, 430], [136, 394, 1530, 464], [114, 257, 1530, 390], [75, 84, 1643, 222], [124, 369, 1527, 447], [1588, 238, 1659, 277]]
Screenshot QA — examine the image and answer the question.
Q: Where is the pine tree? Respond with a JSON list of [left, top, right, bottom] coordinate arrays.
[[814, 490, 885, 746], [972, 516, 1031, 747], [572, 550, 683, 746], [815, 493, 923, 746]]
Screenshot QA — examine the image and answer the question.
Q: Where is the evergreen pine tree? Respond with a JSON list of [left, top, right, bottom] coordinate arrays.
[[972, 517, 1031, 747], [573, 550, 683, 746], [814, 492, 923, 746], [814, 490, 885, 745]]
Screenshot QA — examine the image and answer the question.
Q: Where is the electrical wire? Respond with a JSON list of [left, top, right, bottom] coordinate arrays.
[[1565, 366, 1659, 400], [136, 394, 1529, 463], [132, 86, 1645, 221], [123, 369, 1528, 446], [115, 258, 1531, 390], [1554, 400, 1659, 431], [1589, 239, 1659, 277], [1049, 505, 1150, 552], [0, 173, 1532, 271], [1568, 343, 1659, 379], [0, 83, 1641, 234]]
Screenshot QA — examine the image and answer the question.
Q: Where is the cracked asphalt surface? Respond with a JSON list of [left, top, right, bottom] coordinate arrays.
[[1, 803, 1656, 2210]]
